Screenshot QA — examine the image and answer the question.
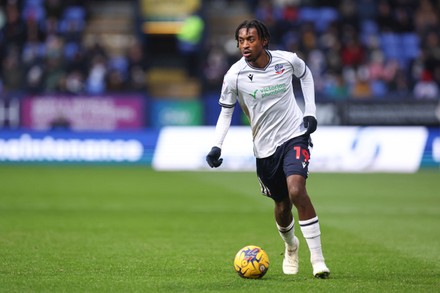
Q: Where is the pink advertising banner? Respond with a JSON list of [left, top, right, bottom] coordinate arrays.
[[21, 95, 145, 131]]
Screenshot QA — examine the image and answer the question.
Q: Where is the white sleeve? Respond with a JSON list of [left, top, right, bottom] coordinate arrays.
[[213, 106, 234, 148], [299, 65, 316, 117]]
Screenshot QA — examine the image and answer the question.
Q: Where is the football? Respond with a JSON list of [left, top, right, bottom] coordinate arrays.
[[233, 245, 270, 279]]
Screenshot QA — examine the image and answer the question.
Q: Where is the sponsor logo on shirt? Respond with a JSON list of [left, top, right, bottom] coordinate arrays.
[[249, 84, 287, 99]]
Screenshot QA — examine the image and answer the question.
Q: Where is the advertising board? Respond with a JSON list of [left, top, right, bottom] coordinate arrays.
[[0, 130, 159, 164], [153, 126, 432, 173], [1, 126, 437, 171], [21, 96, 145, 131]]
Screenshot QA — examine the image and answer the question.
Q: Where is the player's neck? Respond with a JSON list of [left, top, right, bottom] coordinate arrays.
[[249, 50, 270, 69]]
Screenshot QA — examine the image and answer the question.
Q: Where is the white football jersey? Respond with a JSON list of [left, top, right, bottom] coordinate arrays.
[[219, 50, 316, 158]]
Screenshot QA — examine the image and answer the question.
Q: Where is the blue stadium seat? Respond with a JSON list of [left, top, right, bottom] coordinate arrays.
[[316, 7, 339, 31], [360, 20, 379, 46], [298, 7, 319, 23], [370, 80, 388, 97], [64, 42, 80, 60], [401, 33, 420, 59], [22, 1, 45, 23], [62, 6, 86, 21], [380, 33, 401, 61], [361, 20, 379, 35], [109, 56, 129, 79], [24, 0, 43, 7], [22, 42, 46, 62], [59, 6, 86, 33]]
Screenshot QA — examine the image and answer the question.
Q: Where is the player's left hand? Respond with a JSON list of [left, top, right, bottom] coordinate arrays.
[[303, 116, 317, 135], [206, 146, 223, 168]]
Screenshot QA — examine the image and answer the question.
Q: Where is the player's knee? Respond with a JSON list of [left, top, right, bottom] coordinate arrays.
[[288, 185, 306, 201], [275, 198, 292, 216], [288, 185, 300, 198], [286, 175, 307, 200]]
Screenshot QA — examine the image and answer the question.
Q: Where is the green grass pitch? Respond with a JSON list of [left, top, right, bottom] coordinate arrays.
[[0, 166, 439, 292]]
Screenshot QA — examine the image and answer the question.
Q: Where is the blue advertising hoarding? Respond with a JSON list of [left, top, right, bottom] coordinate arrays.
[[0, 130, 160, 164]]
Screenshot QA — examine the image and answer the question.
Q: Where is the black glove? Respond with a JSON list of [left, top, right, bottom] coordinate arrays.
[[303, 116, 317, 135], [206, 146, 223, 168]]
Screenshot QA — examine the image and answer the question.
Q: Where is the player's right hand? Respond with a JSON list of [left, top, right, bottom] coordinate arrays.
[[206, 146, 223, 168], [303, 116, 318, 135]]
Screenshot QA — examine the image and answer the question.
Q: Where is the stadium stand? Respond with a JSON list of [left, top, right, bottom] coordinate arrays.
[[0, 0, 439, 127]]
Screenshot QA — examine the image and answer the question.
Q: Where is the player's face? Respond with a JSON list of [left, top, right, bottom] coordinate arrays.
[[237, 27, 267, 66]]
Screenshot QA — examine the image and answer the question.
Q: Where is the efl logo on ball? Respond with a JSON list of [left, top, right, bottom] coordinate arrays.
[[233, 245, 269, 279]]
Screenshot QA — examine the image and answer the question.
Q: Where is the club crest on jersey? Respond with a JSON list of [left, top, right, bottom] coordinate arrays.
[[274, 64, 285, 74]]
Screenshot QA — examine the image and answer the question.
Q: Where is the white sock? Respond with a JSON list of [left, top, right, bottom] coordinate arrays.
[[299, 216, 325, 264], [276, 219, 296, 249]]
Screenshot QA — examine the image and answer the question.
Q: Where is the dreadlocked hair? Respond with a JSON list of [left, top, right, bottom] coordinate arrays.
[[235, 19, 271, 49]]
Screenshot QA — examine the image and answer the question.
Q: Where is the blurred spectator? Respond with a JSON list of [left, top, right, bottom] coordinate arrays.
[[393, 6, 414, 33], [356, 0, 377, 20], [43, 35, 65, 92], [414, 0, 439, 34], [351, 66, 373, 98], [375, 0, 395, 32], [388, 68, 411, 97], [341, 33, 366, 68], [126, 41, 148, 92], [323, 72, 349, 99], [203, 45, 229, 92], [1, 47, 23, 92], [64, 69, 84, 94], [422, 30, 440, 84], [86, 54, 107, 95], [44, 0, 65, 20], [25, 62, 45, 94], [43, 16, 60, 40], [2, 1, 26, 52], [280, 1, 299, 24], [413, 70, 439, 99], [368, 50, 399, 83], [24, 13, 45, 44], [255, 0, 284, 47], [339, 0, 359, 29], [177, 11, 205, 77], [82, 41, 108, 94], [299, 23, 318, 58], [106, 68, 126, 92]]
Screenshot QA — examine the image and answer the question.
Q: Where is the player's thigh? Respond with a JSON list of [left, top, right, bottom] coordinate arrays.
[[283, 135, 311, 179], [256, 155, 288, 202]]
